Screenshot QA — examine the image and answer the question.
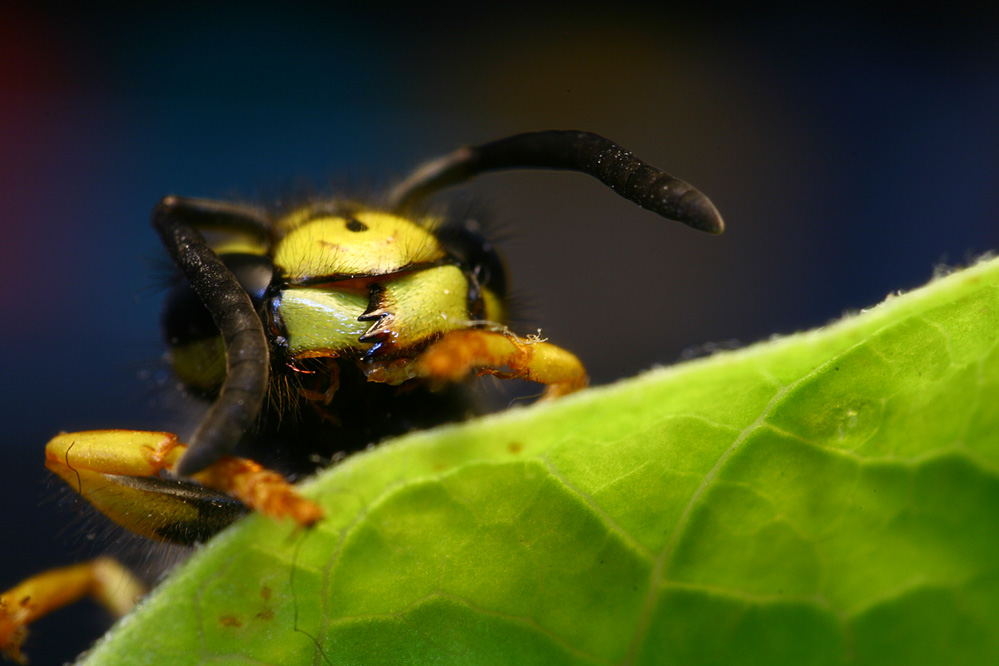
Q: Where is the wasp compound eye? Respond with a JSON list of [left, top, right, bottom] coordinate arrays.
[[437, 219, 508, 301]]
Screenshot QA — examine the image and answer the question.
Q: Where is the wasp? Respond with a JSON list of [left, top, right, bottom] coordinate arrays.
[[0, 130, 722, 662]]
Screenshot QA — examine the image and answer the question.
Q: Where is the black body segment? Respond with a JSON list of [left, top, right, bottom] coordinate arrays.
[[387, 130, 724, 234], [111, 475, 249, 545]]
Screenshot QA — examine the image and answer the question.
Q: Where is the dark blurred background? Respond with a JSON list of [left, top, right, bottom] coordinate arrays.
[[2, 4, 997, 663]]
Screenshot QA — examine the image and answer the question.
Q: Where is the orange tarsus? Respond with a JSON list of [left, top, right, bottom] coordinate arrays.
[[415, 329, 588, 397], [192, 456, 324, 526]]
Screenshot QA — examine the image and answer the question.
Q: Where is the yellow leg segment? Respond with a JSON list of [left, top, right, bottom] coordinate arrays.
[[45, 430, 323, 529], [0, 557, 144, 664], [413, 329, 588, 398]]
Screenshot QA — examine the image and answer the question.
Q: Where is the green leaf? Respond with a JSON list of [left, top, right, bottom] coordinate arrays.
[[81, 257, 999, 665]]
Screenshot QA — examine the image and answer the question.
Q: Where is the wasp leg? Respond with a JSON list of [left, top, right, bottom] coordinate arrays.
[[1, 557, 144, 664], [46, 431, 323, 535], [370, 329, 588, 398]]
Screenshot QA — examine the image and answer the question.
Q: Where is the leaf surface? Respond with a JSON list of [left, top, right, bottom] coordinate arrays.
[[81, 258, 999, 665]]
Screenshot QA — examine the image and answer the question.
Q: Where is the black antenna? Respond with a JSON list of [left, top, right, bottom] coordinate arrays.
[[152, 196, 271, 476], [388, 130, 723, 234]]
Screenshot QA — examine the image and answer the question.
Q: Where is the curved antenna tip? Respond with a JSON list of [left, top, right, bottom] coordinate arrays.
[[653, 183, 725, 234], [687, 194, 725, 235]]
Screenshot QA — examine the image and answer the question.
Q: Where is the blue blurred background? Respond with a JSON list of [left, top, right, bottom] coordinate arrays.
[[2, 4, 997, 663]]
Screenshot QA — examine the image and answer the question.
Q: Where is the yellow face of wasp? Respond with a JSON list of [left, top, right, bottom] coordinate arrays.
[[170, 204, 507, 388], [274, 210, 447, 280], [269, 208, 483, 360]]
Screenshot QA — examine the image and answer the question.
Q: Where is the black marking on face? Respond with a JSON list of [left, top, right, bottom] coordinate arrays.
[[345, 217, 368, 232]]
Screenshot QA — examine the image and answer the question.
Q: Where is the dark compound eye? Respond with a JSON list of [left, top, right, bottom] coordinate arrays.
[[163, 253, 275, 345], [345, 217, 368, 232], [438, 219, 507, 300]]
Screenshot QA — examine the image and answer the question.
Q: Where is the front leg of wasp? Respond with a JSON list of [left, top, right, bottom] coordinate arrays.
[[44, 430, 323, 530], [370, 329, 588, 398], [0, 431, 323, 662]]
